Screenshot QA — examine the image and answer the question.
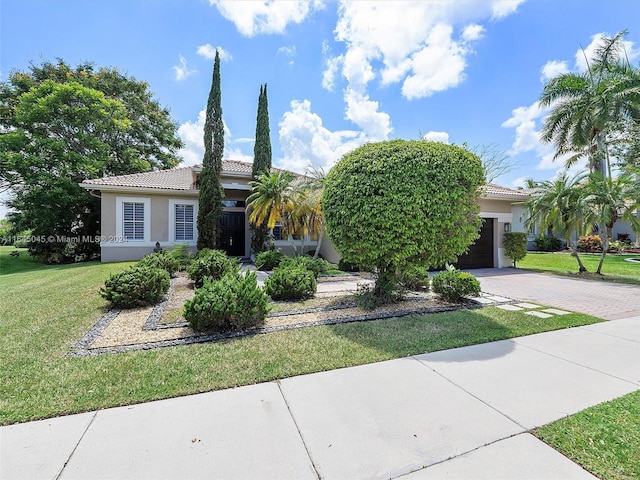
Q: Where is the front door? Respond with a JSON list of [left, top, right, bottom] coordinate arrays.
[[218, 212, 245, 256]]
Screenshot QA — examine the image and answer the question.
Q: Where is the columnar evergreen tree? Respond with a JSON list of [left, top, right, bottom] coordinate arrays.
[[197, 50, 225, 250], [250, 83, 273, 254]]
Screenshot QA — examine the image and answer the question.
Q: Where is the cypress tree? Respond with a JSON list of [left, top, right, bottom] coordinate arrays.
[[197, 50, 225, 250], [250, 83, 273, 254]]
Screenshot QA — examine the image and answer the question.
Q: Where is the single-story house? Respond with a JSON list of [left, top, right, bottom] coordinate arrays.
[[80, 161, 531, 268]]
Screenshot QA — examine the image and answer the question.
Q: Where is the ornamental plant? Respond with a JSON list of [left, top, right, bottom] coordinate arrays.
[[322, 139, 485, 302], [100, 265, 170, 308], [187, 248, 239, 288], [502, 232, 528, 268], [431, 266, 481, 302], [136, 251, 180, 277], [184, 271, 269, 332], [263, 265, 317, 300]]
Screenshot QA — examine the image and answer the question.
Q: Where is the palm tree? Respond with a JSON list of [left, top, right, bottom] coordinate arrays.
[[540, 30, 640, 179], [524, 171, 589, 272], [247, 170, 295, 231], [583, 172, 640, 274]]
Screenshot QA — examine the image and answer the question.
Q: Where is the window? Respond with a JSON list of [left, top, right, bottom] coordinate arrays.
[[221, 200, 246, 208], [273, 223, 284, 241], [169, 199, 198, 244], [123, 202, 145, 240], [174, 204, 194, 241], [115, 197, 151, 244]]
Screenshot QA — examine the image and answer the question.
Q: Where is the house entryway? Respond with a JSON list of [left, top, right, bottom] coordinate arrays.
[[455, 218, 494, 269], [218, 212, 245, 256]]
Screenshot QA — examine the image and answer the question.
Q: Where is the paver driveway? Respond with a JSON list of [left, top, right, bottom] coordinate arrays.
[[473, 268, 640, 320]]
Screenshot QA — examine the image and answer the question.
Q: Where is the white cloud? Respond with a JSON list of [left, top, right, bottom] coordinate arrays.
[[343, 88, 392, 140], [462, 24, 485, 42], [422, 131, 450, 143], [210, 0, 325, 37], [277, 99, 371, 173], [322, 55, 342, 91], [491, 0, 526, 19], [172, 55, 195, 82], [177, 109, 253, 166], [277, 45, 296, 57], [326, 1, 521, 134], [575, 32, 640, 72], [196, 44, 233, 61], [511, 176, 529, 189], [402, 23, 468, 99], [540, 60, 569, 82]]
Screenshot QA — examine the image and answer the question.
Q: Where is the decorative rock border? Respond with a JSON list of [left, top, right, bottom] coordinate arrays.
[[69, 288, 518, 358]]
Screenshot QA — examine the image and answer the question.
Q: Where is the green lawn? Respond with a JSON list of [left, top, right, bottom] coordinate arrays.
[[520, 252, 640, 285], [0, 246, 602, 425], [536, 390, 640, 480]]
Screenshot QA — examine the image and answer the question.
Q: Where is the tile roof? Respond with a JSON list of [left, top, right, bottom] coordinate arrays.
[[82, 160, 256, 190], [482, 183, 530, 198]]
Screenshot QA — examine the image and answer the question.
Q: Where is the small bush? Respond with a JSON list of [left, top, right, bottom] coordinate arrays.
[[608, 239, 632, 253], [338, 258, 360, 272], [354, 277, 403, 310], [169, 243, 194, 270], [534, 235, 564, 252], [431, 266, 481, 302], [136, 251, 180, 277], [397, 265, 430, 291], [503, 232, 528, 267], [264, 265, 317, 300], [184, 271, 269, 332], [100, 265, 170, 308], [255, 250, 284, 270], [577, 235, 603, 253], [279, 255, 329, 278], [187, 249, 239, 288]]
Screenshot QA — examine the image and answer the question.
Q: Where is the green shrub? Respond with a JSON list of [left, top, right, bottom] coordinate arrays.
[[397, 265, 430, 291], [264, 265, 317, 300], [338, 258, 360, 272], [279, 255, 329, 278], [184, 271, 269, 332], [187, 249, 239, 288], [577, 235, 603, 253], [354, 277, 403, 310], [255, 250, 284, 270], [608, 239, 632, 253], [534, 235, 564, 252], [100, 265, 170, 308], [169, 243, 194, 270], [431, 266, 481, 302], [136, 251, 180, 277], [323, 139, 485, 304], [503, 232, 528, 267]]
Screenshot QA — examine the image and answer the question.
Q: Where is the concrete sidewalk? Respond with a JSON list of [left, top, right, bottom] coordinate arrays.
[[2, 316, 639, 480]]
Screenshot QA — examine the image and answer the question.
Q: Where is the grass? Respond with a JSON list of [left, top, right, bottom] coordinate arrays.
[[535, 390, 640, 480], [0, 246, 602, 425], [519, 252, 640, 285]]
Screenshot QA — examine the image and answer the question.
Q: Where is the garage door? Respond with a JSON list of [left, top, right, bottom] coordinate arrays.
[[454, 218, 494, 269]]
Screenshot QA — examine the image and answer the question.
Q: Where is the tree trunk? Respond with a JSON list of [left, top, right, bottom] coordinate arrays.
[[313, 225, 325, 259], [569, 240, 588, 272], [596, 225, 612, 275]]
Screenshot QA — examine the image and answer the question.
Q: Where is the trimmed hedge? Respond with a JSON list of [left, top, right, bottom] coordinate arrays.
[[578, 235, 603, 253], [432, 267, 480, 302], [534, 235, 563, 252], [397, 265, 430, 291], [100, 265, 170, 308], [184, 272, 269, 332], [264, 265, 317, 300], [279, 255, 329, 279]]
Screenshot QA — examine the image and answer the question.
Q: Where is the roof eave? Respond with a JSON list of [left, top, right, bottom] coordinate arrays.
[[79, 183, 198, 196]]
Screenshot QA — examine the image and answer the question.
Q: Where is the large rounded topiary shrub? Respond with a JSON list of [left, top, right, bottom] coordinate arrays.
[[322, 140, 485, 301]]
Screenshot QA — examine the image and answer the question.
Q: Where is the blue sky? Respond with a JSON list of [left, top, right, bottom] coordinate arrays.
[[2, 0, 640, 219]]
